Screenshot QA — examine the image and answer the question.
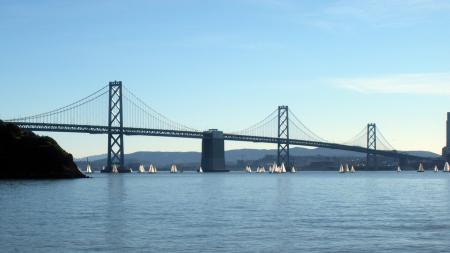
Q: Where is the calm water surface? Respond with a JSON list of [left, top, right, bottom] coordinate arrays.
[[1, 171, 450, 253]]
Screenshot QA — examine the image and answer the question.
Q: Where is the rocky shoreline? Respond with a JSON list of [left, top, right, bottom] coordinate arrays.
[[0, 120, 86, 179]]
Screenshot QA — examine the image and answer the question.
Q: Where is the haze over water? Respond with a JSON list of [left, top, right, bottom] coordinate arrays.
[[2, 172, 450, 253]]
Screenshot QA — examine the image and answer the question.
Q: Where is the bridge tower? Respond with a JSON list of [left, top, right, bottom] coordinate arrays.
[[104, 81, 128, 173], [367, 123, 377, 169], [277, 106, 290, 168], [442, 112, 450, 162]]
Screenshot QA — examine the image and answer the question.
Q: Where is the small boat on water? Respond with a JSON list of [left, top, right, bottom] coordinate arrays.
[[138, 164, 145, 173], [281, 163, 287, 173], [198, 167, 203, 173], [112, 165, 119, 173], [444, 162, 450, 172], [339, 164, 345, 173], [291, 166, 296, 173], [397, 166, 402, 172], [434, 165, 439, 173], [350, 165, 356, 173], [256, 167, 266, 173], [170, 164, 178, 173], [269, 163, 276, 173], [244, 166, 252, 173], [418, 163, 425, 173], [344, 164, 350, 173], [148, 164, 157, 174], [85, 164, 93, 174]]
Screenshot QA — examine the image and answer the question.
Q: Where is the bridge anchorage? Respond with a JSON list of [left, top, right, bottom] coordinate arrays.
[[4, 80, 437, 173]]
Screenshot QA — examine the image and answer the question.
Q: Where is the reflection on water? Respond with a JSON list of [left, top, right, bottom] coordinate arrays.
[[1, 172, 450, 252]]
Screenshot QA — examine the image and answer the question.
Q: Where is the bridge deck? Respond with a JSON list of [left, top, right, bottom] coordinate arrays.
[[10, 122, 429, 160]]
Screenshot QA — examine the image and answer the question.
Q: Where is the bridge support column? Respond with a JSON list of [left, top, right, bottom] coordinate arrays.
[[277, 106, 290, 168], [201, 129, 227, 172], [103, 81, 129, 173], [367, 123, 377, 169]]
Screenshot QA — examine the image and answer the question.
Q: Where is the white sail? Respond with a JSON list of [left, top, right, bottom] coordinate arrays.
[[170, 164, 178, 173], [272, 162, 278, 173], [434, 165, 439, 172], [86, 164, 92, 174], [149, 164, 157, 174], [281, 163, 286, 173], [344, 164, 350, 173], [397, 166, 401, 172], [245, 166, 252, 173], [198, 167, 203, 173], [444, 162, 450, 172], [291, 166, 296, 173], [418, 163, 424, 172], [112, 165, 118, 173], [339, 164, 344, 173], [139, 165, 145, 173]]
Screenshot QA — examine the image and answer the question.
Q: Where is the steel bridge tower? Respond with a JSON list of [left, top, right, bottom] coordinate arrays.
[[104, 81, 128, 173], [277, 106, 290, 168], [367, 123, 377, 169]]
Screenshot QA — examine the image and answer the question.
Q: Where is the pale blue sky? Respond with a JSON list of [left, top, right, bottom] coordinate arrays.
[[1, 0, 450, 157]]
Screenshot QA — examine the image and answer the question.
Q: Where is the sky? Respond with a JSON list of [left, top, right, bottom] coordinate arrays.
[[1, 0, 450, 158]]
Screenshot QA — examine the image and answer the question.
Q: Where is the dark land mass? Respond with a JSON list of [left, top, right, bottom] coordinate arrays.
[[0, 120, 86, 179]]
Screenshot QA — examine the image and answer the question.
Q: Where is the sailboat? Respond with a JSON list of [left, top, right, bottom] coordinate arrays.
[[198, 167, 203, 173], [418, 163, 425, 173], [350, 165, 356, 173], [138, 164, 145, 173], [85, 164, 92, 174], [344, 164, 350, 173], [434, 165, 439, 173], [339, 164, 345, 173], [397, 166, 402, 172], [170, 164, 178, 173], [291, 166, 296, 173], [244, 166, 252, 173], [148, 164, 157, 174], [269, 162, 276, 173], [281, 163, 286, 173], [112, 165, 119, 173], [444, 162, 450, 172]]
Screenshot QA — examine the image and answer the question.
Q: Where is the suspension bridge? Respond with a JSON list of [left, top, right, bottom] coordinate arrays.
[[5, 81, 432, 172]]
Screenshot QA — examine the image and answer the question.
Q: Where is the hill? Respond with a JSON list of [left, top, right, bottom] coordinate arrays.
[[0, 121, 86, 179]]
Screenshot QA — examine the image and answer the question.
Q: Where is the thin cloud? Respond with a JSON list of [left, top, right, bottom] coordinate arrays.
[[333, 73, 450, 95], [248, 0, 450, 29]]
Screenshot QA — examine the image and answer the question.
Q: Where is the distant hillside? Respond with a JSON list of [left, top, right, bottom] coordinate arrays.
[[76, 147, 439, 168], [398, 151, 440, 158]]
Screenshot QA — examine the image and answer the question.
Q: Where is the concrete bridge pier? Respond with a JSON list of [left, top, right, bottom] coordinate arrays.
[[201, 129, 228, 172]]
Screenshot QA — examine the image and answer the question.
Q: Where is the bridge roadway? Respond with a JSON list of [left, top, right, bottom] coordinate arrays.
[[11, 122, 428, 161]]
